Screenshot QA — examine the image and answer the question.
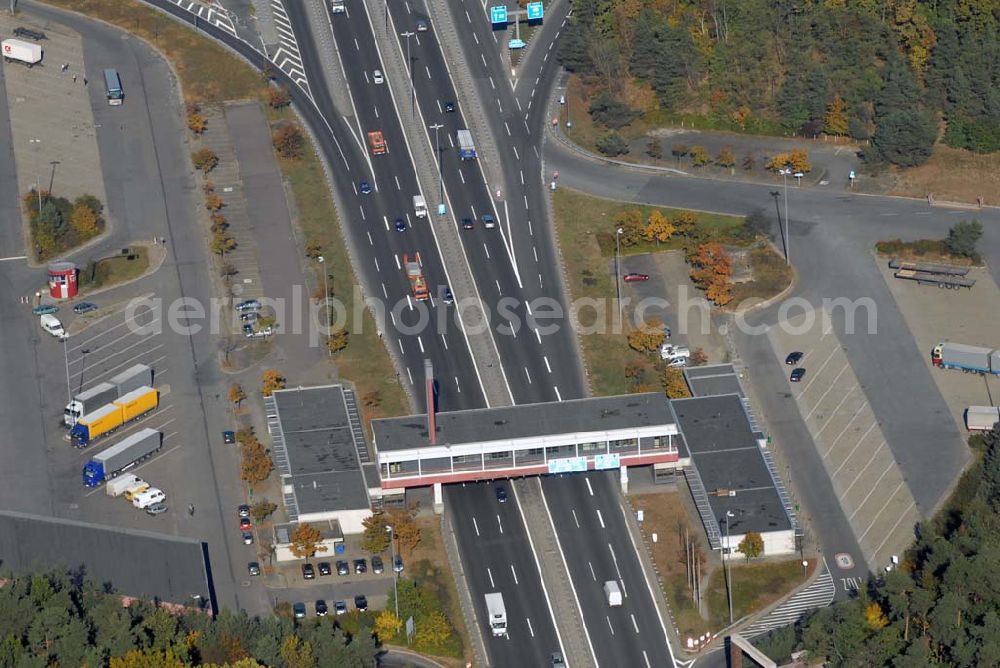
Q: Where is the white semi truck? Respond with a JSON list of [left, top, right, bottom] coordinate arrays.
[[484, 592, 507, 637], [1, 39, 42, 67], [64, 363, 153, 426]]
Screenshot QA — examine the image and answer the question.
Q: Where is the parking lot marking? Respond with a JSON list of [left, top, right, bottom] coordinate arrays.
[[814, 383, 858, 436], [857, 480, 908, 541], [72, 341, 164, 379], [838, 439, 886, 496], [831, 422, 880, 473], [802, 364, 851, 420], [70, 316, 159, 352], [872, 499, 917, 558], [796, 344, 840, 394], [847, 461, 895, 517], [822, 402, 869, 457]]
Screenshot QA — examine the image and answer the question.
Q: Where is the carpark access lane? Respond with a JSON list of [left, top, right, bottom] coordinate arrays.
[[542, 472, 673, 668], [446, 482, 562, 666], [285, 0, 484, 411], [386, 0, 584, 404]]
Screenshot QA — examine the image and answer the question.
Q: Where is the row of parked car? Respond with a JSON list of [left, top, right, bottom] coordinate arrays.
[[301, 555, 403, 580], [292, 595, 368, 619]]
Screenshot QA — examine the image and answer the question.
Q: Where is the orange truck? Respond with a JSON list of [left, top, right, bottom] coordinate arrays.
[[403, 253, 429, 301], [69, 386, 160, 447], [368, 131, 387, 155]]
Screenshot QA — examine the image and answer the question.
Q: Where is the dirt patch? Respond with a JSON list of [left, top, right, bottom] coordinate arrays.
[[888, 144, 1000, 205]]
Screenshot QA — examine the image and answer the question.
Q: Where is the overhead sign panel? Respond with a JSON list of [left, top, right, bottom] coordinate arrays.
[[594, 453, 621, 470], [527, 2, 544, 21], [548, 457, 587, 474], [490, 5, 508, 26]]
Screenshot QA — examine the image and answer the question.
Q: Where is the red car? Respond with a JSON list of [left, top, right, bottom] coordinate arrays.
[[239, 517, 252, 531], [623, 273, 649, 283]]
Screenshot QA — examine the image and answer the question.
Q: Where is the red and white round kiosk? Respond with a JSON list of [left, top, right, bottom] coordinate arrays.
[[48, 261, 78, 300]]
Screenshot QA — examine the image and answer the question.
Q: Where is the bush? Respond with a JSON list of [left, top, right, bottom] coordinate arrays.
[[272, 124, 305, 159], [596, 132, 629, 156], [588, 91, 639, 129], [267, 86, 291, 109], [191, 148, 218, 174], [944, 220, 983, 258]]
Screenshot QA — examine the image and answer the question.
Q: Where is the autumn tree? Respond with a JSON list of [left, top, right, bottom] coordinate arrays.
[[304, 240, 322, 259], [288, 523, 327, 562], [690, 347, 708, 367], [240, 440, 273, 487], [643, 209, 675, 243], [741, 153, 756, 171], [414, 610, 451, 651], [864, 601, 889, 630], [111, 649, 189, 668], [210, 212, 228, 233], [255, 313, 277, 335], [660, 366, 690, 399], [273, 124, 305, 159], [689, 243, 733, 306], [187, 112, 207, 135], [689, 144, 710, 167], [191, 148, 219, 174], [261, 369, 285, 396], [387, 504, 421, 557], [279, 635, 313, 668], [228, 383, 246, 408], [250, 500, 278, 522], [267, 86, 291, 109], [824, 94, 849, 135], [671, 143, 688, 164], [70, 202, 100, 237], [614, 208, 645, 246], [787, 149, 811, 173], [738, 531, 764, 561], [361, 511, 391, 554], [670, 211, 697, 236], [716, 146, 735, 169], [627, 318, 665, 353], [205, 193, 225, 211], [374, 609, 402, 642], [210, 232, 237, 256]]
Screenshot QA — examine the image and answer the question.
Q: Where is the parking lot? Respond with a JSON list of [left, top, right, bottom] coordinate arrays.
[[768, 308, 921, 571]]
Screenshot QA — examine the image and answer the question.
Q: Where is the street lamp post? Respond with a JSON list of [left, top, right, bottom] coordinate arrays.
[[29, 138, 41, 214], [615, 227, 624, 330], [429, 123, 444, 203], [318, 256, 330, 354], [400, 31, 415, 119], [386, 525, 399, 620], [724, 510, 735, 625], [62, 336, 71, 404], [778, 167, 791, 265], [48, 160, 61, 196]]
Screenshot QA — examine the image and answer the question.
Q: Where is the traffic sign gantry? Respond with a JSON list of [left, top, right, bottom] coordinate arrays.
[[490, 5, 508, 26], [527, 1, 544, 21]]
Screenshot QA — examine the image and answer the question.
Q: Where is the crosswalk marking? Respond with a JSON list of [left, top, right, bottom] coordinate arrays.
[[743, 567, 836, 638]]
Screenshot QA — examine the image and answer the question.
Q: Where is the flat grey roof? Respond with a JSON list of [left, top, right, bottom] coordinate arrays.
[[372, 393, 675, 452], [684, 364, 745, 398], [272, 386, 370, 513], [672, 394, 792, 535]]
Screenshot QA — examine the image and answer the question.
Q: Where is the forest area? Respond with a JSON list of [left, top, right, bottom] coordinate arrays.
[[756, 424, 1000, 666], [560, 0, 1000, 166]]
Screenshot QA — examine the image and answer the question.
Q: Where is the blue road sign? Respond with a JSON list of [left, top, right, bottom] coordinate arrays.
[[527, 2, 544, 20], [548, 457, 587, 474], [593, 453, 621, 470], [490, 5, 508, 25]]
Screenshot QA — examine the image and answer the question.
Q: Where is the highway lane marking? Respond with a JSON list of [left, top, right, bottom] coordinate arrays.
[[473, 516, 480, 536], [520, 170, 525, 185], [606, 616, 615, 635], [643, 650, 651, 667], [0, 255, 26, 261], [496, 514, 504, 534], [515, 97, 522, 112], [608, 544, 626, 597], [454, 376, 461, 392], [588, 561, 596, 580], [473, 32, 479, 45], [394, 175, 401, 190], [533, 246, 539, 262], [524, 120, 531, 134], [360, 205, 367, 220], [459, 169, 465, 184], [524, 367, 532, 384], [374, 105, 379, 118], [544, 356, 551, 373], [417, 336, 424, 353], [363, 71, 369, 84], [391, 312, 397, 327], [486, 566, 494, 587], [504, 121, 511, 136], [480, 52, 487, 67], [404, 1, 411, 14], [513, 145, 519, 160], [407, 295, 414, 311], [509, 321, 517, 339], [526, 617, 534, 637], [528, 220, 533, 235], [394, 254, 401, 269], [533, 146, 539, 158], [435, 99, 442, 113], [382, 283, 388, 298], [585, 477, 594, 496], [425, 65, 432, 79], [447, 133, 455, 147], [554, 386, 562, 401], [440, 334, 448, 349], [533, 328, 541, 343], [384, 216, 390, 231], [526, 302, 532, 316], [367, 231, 374, 245], [497, 98, 503, 112], [596, 509, 604, 528], [496, 279, 502, 295], [631, 614, 639, 634], [524, 195, 529, 208], [572, 509, 580, 528], [483, 243, 490, 259], [406, 213, 414, 228], [354, 38, 360, 50], [466, 9, 472, 23], [489, 75, 495, 90], [374, 256, 380, 271], [406, 366, 413, 384]]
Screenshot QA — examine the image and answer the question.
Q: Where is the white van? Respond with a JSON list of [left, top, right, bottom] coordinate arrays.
[[132, 487, 165, 509], [39, 314, 66, 339], [659, 344, 690, 363], [123, 481, 151, 501], [413, 195, 427, 218], [604, 580, 622, 607]]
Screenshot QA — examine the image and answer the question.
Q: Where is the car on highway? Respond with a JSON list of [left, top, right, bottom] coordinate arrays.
[[372, 69, 383, 84], [32, 304, 58, 315], [318, 562, 332, 576], [359, 180, 372, 194], [441, 286, 454, 305], [623, 273, 650, 283], [145, 502, 167, 516], [395, 218, 407, 232], [509, 38, 526, 49], [444, 101, 455, 113], [790, 368, 806, 382], [302, 563, 315, 580], [73, 302, 97, 314], [315, 600, 328, 616], [337, 560, 350, 576], [334, 600, 347, 615], [462, 217, 474, 230], [248, 561, 261, 576], [293, 602, 306, 619], [482, 213, 496, 229], [222, 430, 236, 445], [354, 595, 368, 611], [785, 351, 804, 365], [242, 531, 254, 545], [354, 558, 367, 574], [238, 504, 250, 518], [235, 299, 261, 312], [551, 652, 566, 667], [393, 555, 404, 573], [240, 517, 252, 531], [416, 18, 428, 31], [496, 486, 507, 503], [371, 556, 384, 574]]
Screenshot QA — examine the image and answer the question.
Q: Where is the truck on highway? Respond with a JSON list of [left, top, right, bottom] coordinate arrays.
[[368, 130, 387, 155], [70, 386, 159, 447], [403, 253, 429, 301], [65, 364, 153, 426], [604, 580, 623, 607], [82, 428, 162, 487], [966, 406, 1000, 432], [484, 593, 507, 637], [329, 0, 346, 13], [457, 129, 476, 160], [932, 342, 1000, 375], [1, 38, 42, 67], [106, 473, 142, 497], [413, 195, 427, 218]]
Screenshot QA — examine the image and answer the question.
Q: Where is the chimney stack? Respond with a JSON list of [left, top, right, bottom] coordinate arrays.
[[425, 359, 436, 444]]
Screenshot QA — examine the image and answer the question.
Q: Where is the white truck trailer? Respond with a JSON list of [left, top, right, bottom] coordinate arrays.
[[1, 39, 42, 67], [484, 592, 507, 637]]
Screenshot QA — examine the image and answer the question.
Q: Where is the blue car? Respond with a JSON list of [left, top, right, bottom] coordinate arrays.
[[395, 219, 407, 232], [32, 304, 58, 315], [73, 302, 98, 314], [359, 181, 372, 194]]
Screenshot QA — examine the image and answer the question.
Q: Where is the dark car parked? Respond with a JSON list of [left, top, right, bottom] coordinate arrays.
[[790, 368, 806, 382], [785, 351, 804, 365]]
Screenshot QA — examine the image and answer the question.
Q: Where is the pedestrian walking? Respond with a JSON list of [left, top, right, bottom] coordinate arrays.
[[72, 74, 77, 83], [83, 77, 87, 86], [61, 63, 67, 72], [188, 504, 195, 516]]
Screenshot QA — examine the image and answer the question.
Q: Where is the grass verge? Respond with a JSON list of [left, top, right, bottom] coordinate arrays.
[[875, 238, 982, 266], [888, 143, 1000, 204], [78, 245, 150, 290], [730, 246, 795, 303], [552, 187, 743, 395], [703, 558, 813, 629]]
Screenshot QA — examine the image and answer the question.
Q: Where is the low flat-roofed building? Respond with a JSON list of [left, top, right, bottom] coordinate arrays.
[[272, 520, 344, 562], [684, 363, 745, 398], [372, 393, 687, 489], [264, 385, 376, 534]]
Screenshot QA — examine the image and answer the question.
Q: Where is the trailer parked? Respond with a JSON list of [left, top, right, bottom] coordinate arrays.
[[966, 406, 1000, 432], [69, 386, 159, 447], [932, 342, 1000, 375], [83, 428, 162, 487]]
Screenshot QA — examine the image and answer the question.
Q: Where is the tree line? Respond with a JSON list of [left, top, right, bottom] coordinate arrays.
[[758, 423, 1000, 665], [561, 0, 1000, 165]]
